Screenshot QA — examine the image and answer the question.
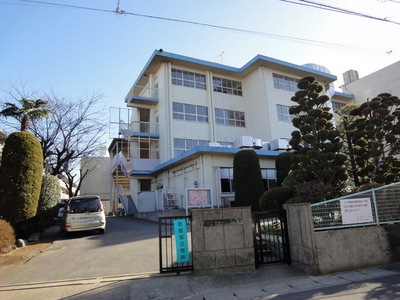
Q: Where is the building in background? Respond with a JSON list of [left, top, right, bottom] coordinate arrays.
[[108, 50, 353, 215], [340, 60, 400, 104], [80, 147, 111, 214]]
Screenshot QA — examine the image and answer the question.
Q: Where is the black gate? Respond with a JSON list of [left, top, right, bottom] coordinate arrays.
[[158, 215, 193, 274], [253, 210, 291, 268]]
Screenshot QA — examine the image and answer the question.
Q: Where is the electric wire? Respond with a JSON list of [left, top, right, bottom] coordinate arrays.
[[279, 0, 400, 25], [3, 0, 396, 55]]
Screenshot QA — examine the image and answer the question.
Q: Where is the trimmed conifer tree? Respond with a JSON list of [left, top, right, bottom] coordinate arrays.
[[348, 93, 400, 185], [233, 149, 264, 210], [0, 131, 43, 226], [289, 76, 347, 201]]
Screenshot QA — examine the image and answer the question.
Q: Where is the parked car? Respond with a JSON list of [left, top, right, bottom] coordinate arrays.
[[62, 195, 106, 235]]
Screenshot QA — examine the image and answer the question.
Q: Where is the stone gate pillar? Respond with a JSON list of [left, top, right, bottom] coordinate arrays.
[[191, 207, 254, 274]]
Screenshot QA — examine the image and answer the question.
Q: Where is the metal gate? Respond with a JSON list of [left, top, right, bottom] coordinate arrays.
[[253, 210, 291, 268], [158, 215, 193, 274]]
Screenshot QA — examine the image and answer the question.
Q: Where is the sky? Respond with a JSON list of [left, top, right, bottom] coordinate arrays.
[[1, 0, 400, 142]]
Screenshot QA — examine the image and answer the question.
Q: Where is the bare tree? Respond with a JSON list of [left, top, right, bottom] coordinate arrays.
[[29, 92, 108, 196]]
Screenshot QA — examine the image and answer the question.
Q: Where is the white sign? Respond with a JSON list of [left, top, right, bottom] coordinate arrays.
[[340, 198, 373, 225]]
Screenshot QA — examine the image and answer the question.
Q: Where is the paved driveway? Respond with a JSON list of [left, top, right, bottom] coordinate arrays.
[[0, 217, 160, 285]]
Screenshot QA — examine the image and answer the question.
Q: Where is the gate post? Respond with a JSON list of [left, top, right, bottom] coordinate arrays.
[[284, 203, 319, 275], [191, 207, 254, 274]]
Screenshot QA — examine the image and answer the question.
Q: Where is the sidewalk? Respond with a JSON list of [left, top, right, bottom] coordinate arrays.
[[1, 262, 400, 299]]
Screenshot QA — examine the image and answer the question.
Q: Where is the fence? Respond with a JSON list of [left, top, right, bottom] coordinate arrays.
[[311, 182, 400, 231]]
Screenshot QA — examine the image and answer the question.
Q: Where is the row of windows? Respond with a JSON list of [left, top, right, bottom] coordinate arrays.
[[173, 102, 246, 127], [212, 77, 243, 96], [171, 68, 243, 96], [220, 168, 277, 193], [215, 108, 245, 127], [332, 101, 346, 111], [171, 68, 206, 90], [172, 102, 298, 125], [273, 73, 299, 92], [171, 69, 303, 96], [277, 104, 295, 122], [172, 103, 208, 122], [174, 138, 209, 156]]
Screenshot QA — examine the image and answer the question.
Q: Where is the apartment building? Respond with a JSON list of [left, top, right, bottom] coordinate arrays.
[[108, 50, 352, 214]]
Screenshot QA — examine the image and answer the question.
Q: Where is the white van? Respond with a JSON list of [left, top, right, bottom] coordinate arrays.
[[62, 195, 106, 235]]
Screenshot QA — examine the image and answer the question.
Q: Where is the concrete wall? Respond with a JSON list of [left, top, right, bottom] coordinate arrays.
[[284, 203, 398, 275], [191, 207, 254, 274]]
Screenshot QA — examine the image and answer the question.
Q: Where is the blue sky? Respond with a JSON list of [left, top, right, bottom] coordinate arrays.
[[1, 0, 400, 139]]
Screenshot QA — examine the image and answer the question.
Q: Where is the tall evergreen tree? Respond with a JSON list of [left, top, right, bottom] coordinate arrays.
[[289, 76, 347, 201], [336, 104, 361, 187], [348, 93, 400, 185], [233, 149, 264, 210], [0, 131, 43, 226]]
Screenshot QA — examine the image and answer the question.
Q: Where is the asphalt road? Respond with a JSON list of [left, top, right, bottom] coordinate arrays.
[[0, 216, 160, 285], [267, 273, 400, 300]]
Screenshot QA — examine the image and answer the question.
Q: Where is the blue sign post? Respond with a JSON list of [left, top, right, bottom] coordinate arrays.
[[173, 219, 189, 263]]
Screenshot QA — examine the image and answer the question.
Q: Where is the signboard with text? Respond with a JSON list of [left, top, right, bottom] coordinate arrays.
[[186, 189, 212, 208], [340, 198, 373, 225], [173, 219, 189, 263]]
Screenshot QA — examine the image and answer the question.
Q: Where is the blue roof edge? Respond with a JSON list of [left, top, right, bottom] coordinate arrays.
[[133, 50, 336, 87], [333, 91, 354, 99], [129, 146, 283, 176]]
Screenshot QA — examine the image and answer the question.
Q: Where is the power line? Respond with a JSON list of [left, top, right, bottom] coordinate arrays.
[[278, 0, 400, 26], [8, 0, 392, 55]]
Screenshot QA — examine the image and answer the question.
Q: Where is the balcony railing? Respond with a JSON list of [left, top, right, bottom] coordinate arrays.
[[125, 85, 159, 104]]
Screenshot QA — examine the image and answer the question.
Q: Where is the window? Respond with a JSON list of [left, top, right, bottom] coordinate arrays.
[[215, 108, 245, 127], [213, 76, 243, 96], [173, 103, 208, 123], [174, 138, 208, 156], [261, 169, 277, 191], [220, 168, 234, 193], [277, 104, 294, 122], [171, 68, 206, 90], [332, 101, 346, 111], [273, 73, 299, 92]]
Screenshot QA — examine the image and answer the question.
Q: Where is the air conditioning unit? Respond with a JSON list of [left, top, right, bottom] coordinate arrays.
[[209, 142, 222, 147], [235, 136, 254, 148], [270, 138, 290, 151], [253, 139, 262, 149], [262, 142, 271, 150]]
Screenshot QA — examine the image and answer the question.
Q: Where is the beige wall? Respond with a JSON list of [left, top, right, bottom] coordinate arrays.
[[284, 203, 397, 275], [343, 60, 400, 104]]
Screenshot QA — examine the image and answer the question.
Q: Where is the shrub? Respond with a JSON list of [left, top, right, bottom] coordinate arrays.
[[0, 131, 43, 226], [259, 186, 294, 211], [233, 150, 265, 211], [20, 175, 61, 236], [38, 174, 61, 213], [276, 152, 293, 187], [0, 219, 16, 254]]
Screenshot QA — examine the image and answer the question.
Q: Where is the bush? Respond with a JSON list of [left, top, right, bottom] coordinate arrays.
[[0, 219, 16, 254], [276, 152, 293, 187], [20, 175, 61, 236], [259, 186, 294, 211], [0, 131, 43, 226], [233, 150, 265, 211]]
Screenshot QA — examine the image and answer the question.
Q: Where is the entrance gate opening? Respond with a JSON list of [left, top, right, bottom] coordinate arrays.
[[253, 210, 291, 268]]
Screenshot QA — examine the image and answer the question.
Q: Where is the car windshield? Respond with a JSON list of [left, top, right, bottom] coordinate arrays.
[[69, 198, 100, 213]]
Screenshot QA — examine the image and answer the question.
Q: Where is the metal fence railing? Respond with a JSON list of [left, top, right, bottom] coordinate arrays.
[[311, 182, 400, 231]]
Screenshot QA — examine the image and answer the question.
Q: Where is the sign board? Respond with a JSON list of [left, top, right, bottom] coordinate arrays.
[[185, 188, 212, 215], [173, 219, 189, 263], [340, 198, 373, 225]]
